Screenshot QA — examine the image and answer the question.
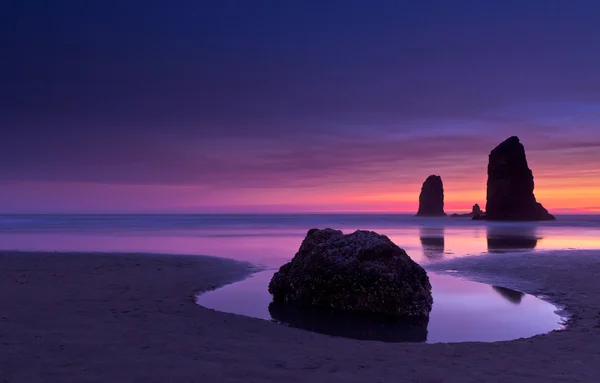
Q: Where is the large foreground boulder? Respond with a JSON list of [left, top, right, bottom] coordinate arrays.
[[416, 175, 447, 216], [478, 136, 555, 221], [268, 228, 433, 317]]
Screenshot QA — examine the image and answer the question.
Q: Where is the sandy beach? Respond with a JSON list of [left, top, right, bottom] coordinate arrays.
[[1, 251, 599, 382]]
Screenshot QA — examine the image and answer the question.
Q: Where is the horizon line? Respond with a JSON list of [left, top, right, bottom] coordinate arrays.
[[0, 210, 598, 215]]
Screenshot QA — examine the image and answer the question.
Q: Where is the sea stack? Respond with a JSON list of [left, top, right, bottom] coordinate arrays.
[[480, 136, 555, 221], [416, 175, 446, 217]]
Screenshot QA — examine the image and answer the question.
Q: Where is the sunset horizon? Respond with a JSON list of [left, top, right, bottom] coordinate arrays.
[[2, 133, 599, 214], [2, 144, 598, 214]]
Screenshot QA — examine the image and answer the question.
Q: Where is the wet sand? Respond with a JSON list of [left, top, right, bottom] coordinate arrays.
[[1, 250, 599, 382]]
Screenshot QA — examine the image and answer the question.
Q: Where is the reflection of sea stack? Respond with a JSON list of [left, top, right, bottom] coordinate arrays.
[[416, 175, 447, 217], [419, 227, 445, 260], [492, 286, 525, 304], [486, 226, 538, 253], [476, 136, 555, 221]]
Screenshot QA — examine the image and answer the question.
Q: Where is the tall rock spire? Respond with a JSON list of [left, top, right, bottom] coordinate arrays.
[[479, 136, 555, 221], [416, 175, 447, 217]]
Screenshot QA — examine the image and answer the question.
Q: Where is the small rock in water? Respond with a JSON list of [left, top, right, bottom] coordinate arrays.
[[268, 228, 433, 317], [451, 203, 483, 218]]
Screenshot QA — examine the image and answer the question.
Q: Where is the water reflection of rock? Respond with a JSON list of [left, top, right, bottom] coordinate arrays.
[[492, 286, 525, 304], [419, 227, 445, 260], [268, 303, 428, 343], [486, 226, 538, 253]]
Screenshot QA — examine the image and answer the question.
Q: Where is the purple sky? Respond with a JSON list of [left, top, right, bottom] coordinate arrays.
[[2, 1, 600, 212]]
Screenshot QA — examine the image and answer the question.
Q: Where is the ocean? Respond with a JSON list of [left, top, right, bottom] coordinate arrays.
[[0, 214, 599, 268]]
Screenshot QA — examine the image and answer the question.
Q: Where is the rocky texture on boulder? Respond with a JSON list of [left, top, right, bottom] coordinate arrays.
[[416, 175, 446, 217], [478, 136, 555, 221], [268, 228, 433, 318], [451, 204, 483, 218]]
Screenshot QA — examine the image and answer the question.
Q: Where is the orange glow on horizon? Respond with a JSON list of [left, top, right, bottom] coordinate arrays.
[[232, 177, 600, 214], [3, 157, 600, 213]]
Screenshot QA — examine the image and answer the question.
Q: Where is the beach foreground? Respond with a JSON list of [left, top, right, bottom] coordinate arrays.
[[1, 251, 599, 382]]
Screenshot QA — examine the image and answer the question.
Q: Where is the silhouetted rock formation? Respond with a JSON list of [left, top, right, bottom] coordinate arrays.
[[268, 228, 433, 317], [486, 226, 538, 253], [416, 175, 447, 217], [451, 204, 483, 218], [492, 286, 525, 304], [419, 227, 445, 260], [268, 303, 429, 342], [476, 136, 555, 221]]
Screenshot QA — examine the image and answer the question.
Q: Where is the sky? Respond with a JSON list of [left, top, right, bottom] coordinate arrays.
[[2, 0, 600, 213]]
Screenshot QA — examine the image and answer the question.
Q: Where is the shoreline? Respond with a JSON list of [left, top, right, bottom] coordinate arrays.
[[2, 250, 599, 382], [424, 250, 596, 331]]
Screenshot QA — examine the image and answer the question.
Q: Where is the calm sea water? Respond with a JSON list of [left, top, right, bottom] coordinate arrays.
[[1, 213, 583, 342], [1, 214, 599, 267], [197, 270, 564, 343]]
